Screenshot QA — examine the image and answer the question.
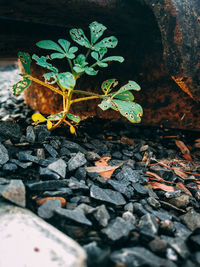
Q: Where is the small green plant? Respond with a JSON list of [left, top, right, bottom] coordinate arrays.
[[13, 21, 143, 134]]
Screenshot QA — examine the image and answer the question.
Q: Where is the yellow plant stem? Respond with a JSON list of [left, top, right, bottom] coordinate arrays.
[[25, 74, 67, 97], [70, 96, 99, 104]]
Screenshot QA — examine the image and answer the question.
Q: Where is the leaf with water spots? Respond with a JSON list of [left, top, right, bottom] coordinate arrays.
[[89, 21, 107, 44], [12, 76, 31, 95], [101, 79, 118, 95]]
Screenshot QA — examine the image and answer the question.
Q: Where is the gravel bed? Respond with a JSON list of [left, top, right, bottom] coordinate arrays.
[[0, 65, 200, 267]]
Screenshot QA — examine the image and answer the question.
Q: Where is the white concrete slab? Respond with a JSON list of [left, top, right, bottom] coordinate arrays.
[[0, 200, 86, 267]]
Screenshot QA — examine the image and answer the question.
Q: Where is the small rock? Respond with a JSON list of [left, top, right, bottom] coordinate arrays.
[[62, 140, 86, 153], [0, 121, 22, 142], [116, 167, 141, 183], [55, 207, 92, 226], [26, 126, 36, 143], [39, 167, 61, 180], [124, 202, 134, 213], [180, 209, 200, 231], [74, 167, 87, 180], [48, 159, 67, 178], [149, 237, 168, 253], [60, 147, 71, 156], [68, 152, 87, 171], [10, 159, 32, 169], [161, 236, 190, 259], [139, 213, 159, 239], [68, 178, 88, 190], [86, 151, 101, 161], [43, 144, 58, 158], [147, 197, 161, 209], [1, 179, 25, 207], [84, 241, 110, 267], [133, 202, 148, 216], [102, 212, 136, 241], [26, 180, 68, 191], [168, 194, 190, 209], [108, 179, 133, 198], [0, 143, 9, 165], [159, 220, 176, 236], [166, 248, 178, 262], [90, 185, 126, 206], [37, 199, 61, 219], [112, 151, 122, 159], [132, 183, 148, 195], [93, 205, 110, 227], [35, 125, 51, 142], [174, 221, 192, 239], [110, 246, 176, 267], [2, 163, 17, 171]]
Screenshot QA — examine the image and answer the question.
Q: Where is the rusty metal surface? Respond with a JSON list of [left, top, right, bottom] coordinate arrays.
[[142, 0, 200, 101]]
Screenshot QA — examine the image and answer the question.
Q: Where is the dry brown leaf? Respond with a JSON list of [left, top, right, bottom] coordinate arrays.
[[149, 181, 175, 192], [146, 171, 164, 181], [176, 182, 192, 196], [86, 165, 120, 178], [173, 168, 188, 179], [175, 140, 192, 161], [88, 157, 120, 178], [36, 197, 66, 207]]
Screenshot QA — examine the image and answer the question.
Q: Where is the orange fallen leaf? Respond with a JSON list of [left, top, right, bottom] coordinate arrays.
[[149, 181, 175, 192], [86, 165, 120, 178], [94, 157, 111, 166], [176, 182, 192, 196], [87, 156, 120, 178], [146, 171, 164, 181], [36, 197, 66, 207], [173, 168, 188, 179], [175, 140, 192, 161]]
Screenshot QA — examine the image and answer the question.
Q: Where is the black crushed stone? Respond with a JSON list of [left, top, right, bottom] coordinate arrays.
[[1, 65, 200, 266]]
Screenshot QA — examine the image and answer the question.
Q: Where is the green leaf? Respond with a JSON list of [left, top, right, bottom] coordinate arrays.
[[99, 48, 108, 59], [85, 67, 98, 76], [18, 52, 32, 74], [93, 36, 118, 51], [97, 62, 108, 68], [73, 66, 85, 73], [47, 111, 81, 123], [70, 28, 90, 48], [112, 99, 143, 123], [57, 72, 76, 89], [36, 40, 64, 53], [58, 39, 70, 52], [89, 21, 107, 44], [50, 53, 65, 59], [47, 111, 65, 121], [74, 54, 88, 68], [98, 99, 114, 111], [112, 91, 134, 101], [91, 52, 99, 61], [102, 56, 124, 63], [66, 113, 81, 123], [117, 81, 141, 93], [58, 39, 78, 59], [43, 72, 57, 84], [12, 76, 31, 95], [73, 54, 88, 73], [32, 54, 58, 73], [101, 79, 118, 95]]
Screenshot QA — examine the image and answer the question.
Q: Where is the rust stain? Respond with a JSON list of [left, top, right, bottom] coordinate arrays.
[[171, 76, 194, 99]]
